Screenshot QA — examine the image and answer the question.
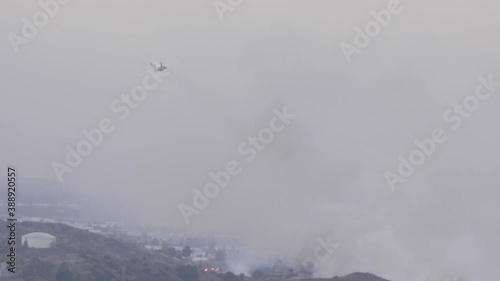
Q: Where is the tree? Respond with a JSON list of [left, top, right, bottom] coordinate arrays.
[[21, 264, 35, 280], [23, 238, 29, 248], [56, 263, 74, 281], [175, 265, 199, 281], [208, 239, 216, 254], [215, 249, 226, 262], [251, 269, 265, 280], [182, 245, 192, 258], [222, 272, 239, 281], [164, 246, 177, 257]]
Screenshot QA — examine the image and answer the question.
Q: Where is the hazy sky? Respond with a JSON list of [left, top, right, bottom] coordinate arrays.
[[1, 1, 500, 280]]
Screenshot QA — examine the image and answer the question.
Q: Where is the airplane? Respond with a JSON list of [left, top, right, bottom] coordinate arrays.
[[150, 61, 167, 72]]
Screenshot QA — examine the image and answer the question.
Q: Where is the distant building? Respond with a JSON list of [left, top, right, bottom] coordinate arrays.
[[21, 232, 56, 248], [191, 249, 209, 261]]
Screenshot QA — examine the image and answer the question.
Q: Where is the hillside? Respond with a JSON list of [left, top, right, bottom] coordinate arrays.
[[282, 273, 389, 281], [0, 222, 390, 281], [0, 221, 183, 281], [332, 273, 390, 281]]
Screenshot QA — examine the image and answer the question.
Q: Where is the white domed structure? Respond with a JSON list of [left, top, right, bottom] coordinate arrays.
[[21, 232, 56, 249]]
